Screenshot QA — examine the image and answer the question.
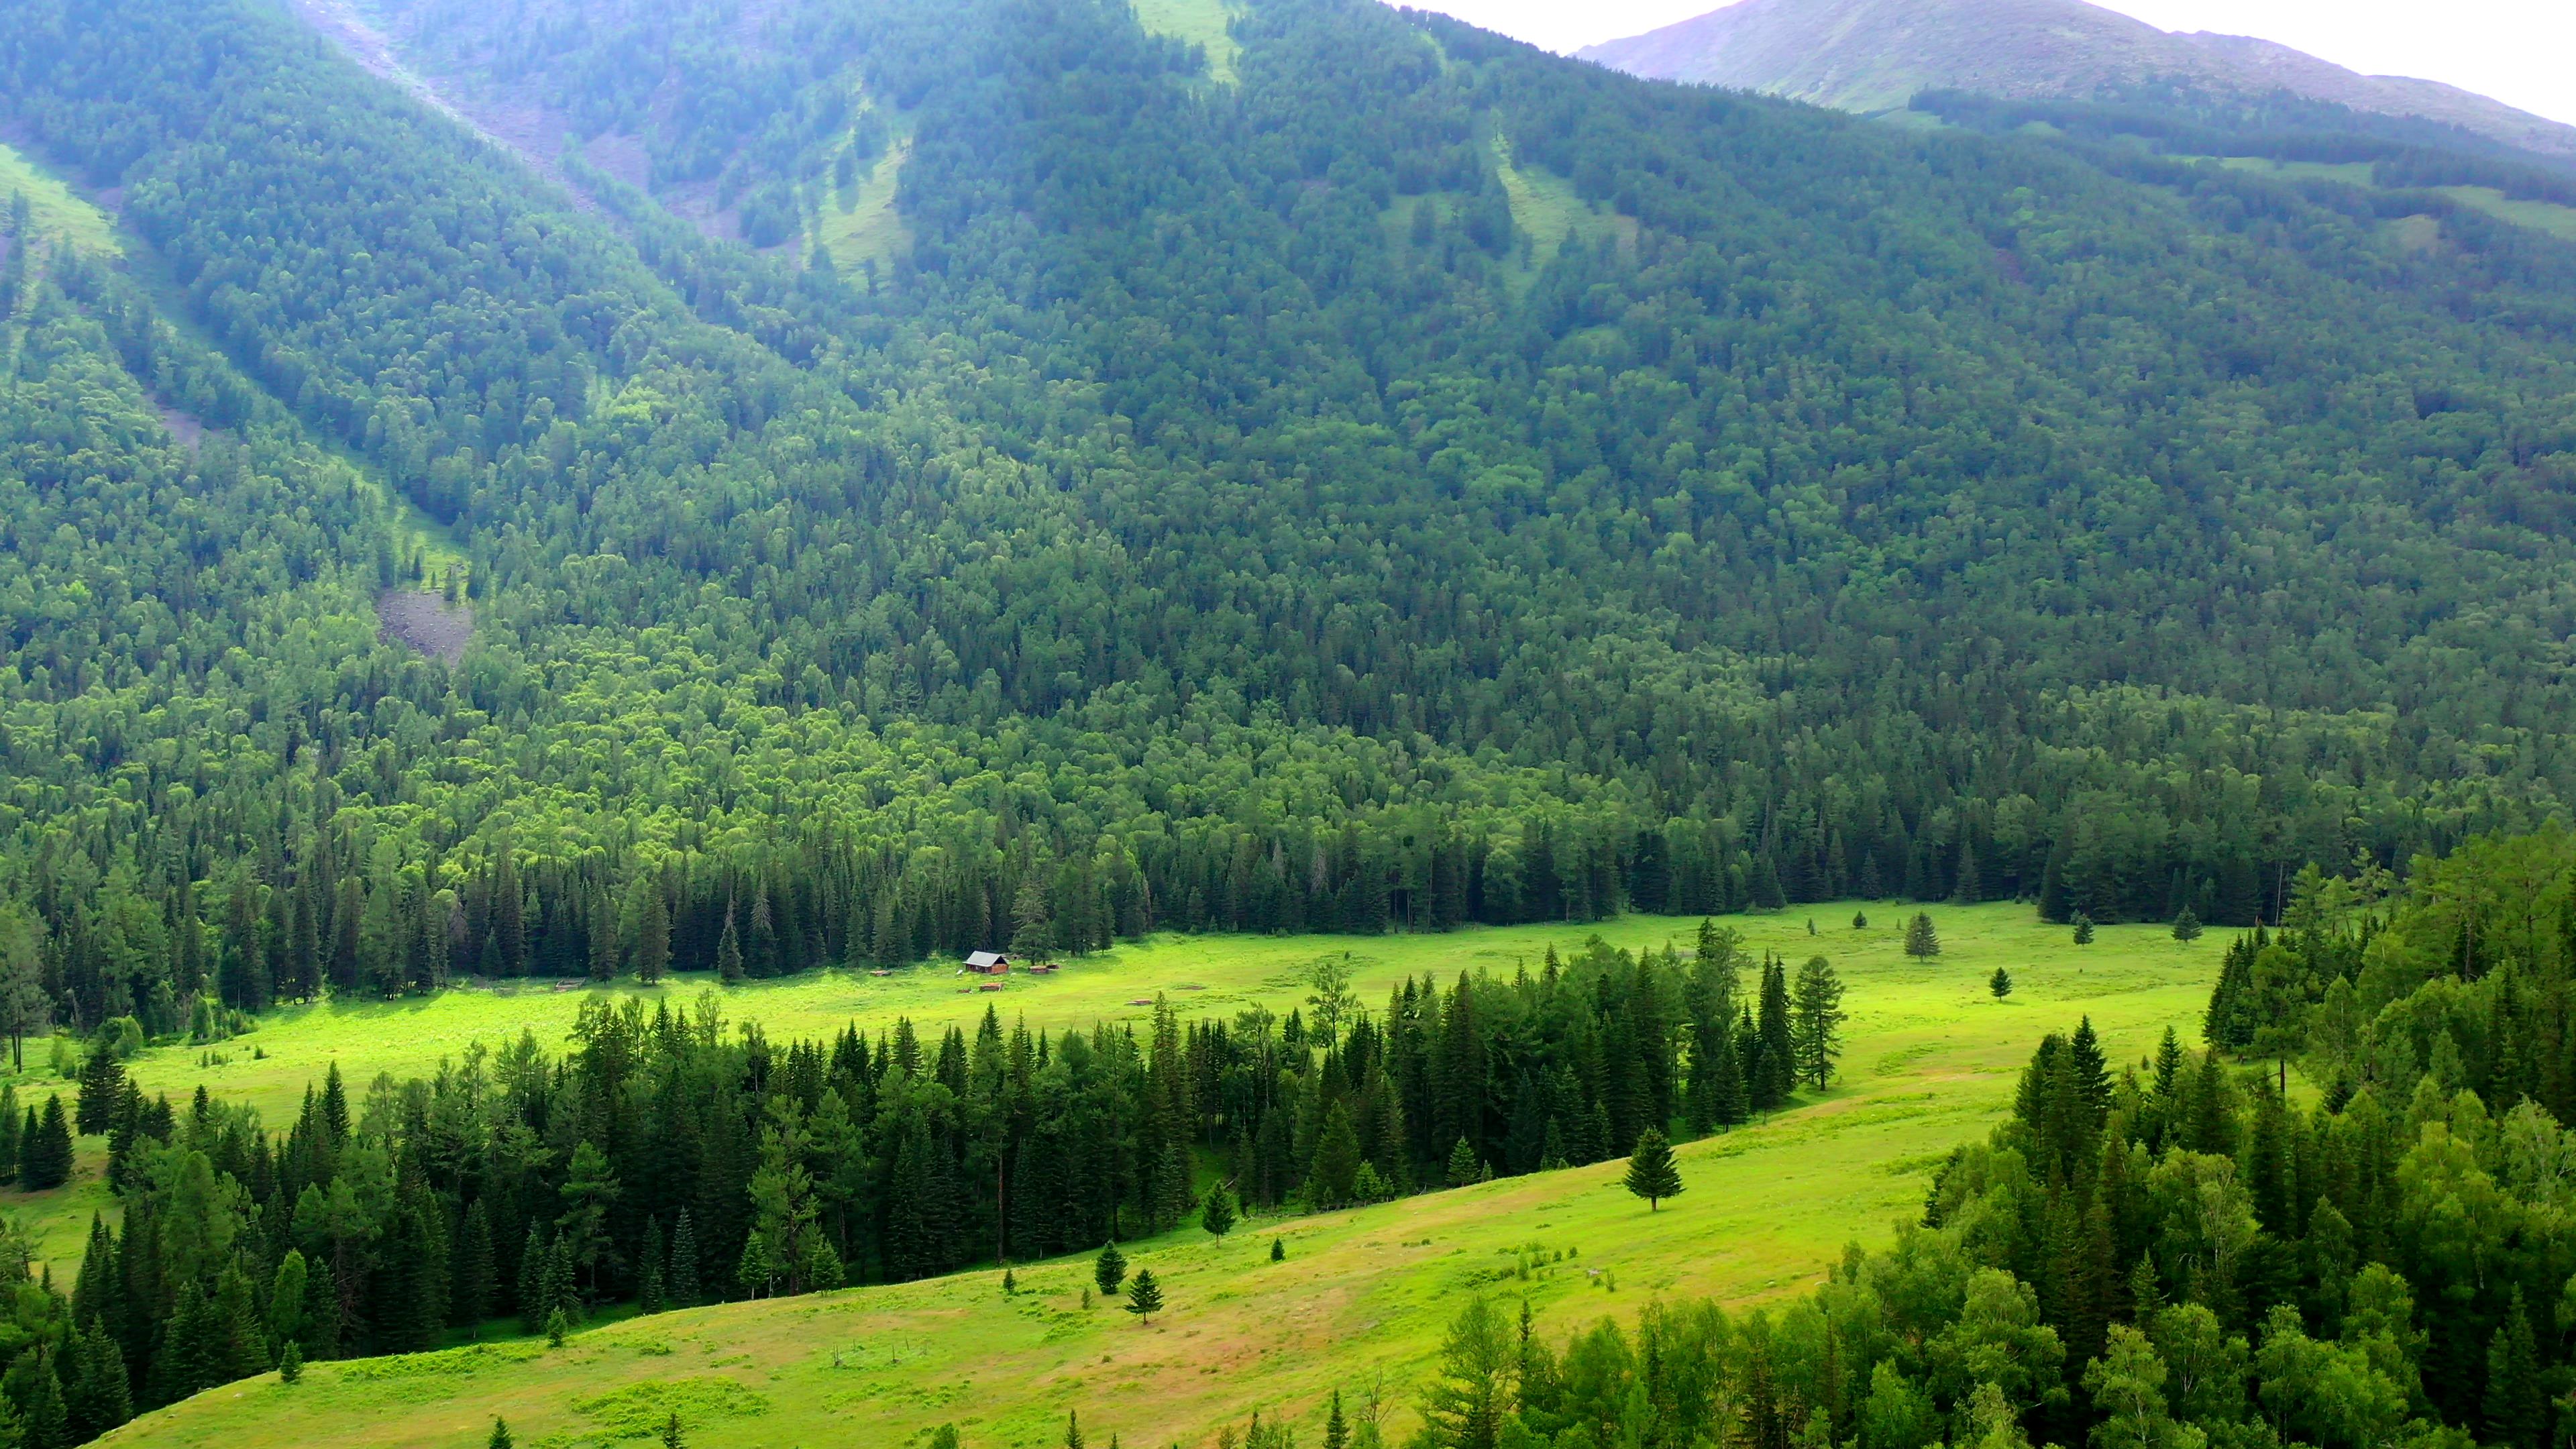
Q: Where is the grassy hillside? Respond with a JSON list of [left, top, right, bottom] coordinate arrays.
[[90, 906, 2216, 1448]]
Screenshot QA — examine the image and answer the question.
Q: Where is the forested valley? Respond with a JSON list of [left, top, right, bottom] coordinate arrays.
[[0, 0, 2571, 1045]]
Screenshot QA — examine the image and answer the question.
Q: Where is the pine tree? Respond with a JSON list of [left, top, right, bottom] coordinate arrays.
[[716, 902, 744, 984], [1270, 1238, 1285, 1263], [517, 1226, 549, 1334], [1063, 1409, 1085, 1449], [638, 1218, 666, 1314], [20, 1095, 70, 1190], [1199, 1185, 1236, 1240], [1851, 911, 1868, 929], [1124, 1268, 1163, 1323], [1623, 1128, 1682, 1210], [545, 1306, 569, 1347], [2073, 912, 2096, 945], [1002, 1269, 1018, 1295], [662, 1411, 686, 1449], [2485, 1289, 2545, 1449], [456, 1200, 496, 1333], [1990, 967, 2012, 1000], [278, 1340, 302, 1385], [489, 1419, 514, 1449], [1789, 956, 1845, 1092], [1093, 1241, 1126, 1296], [2171, 906, 2202, 943], [637, 887, 670, 984], [1445, 1136, 1481, 1188], [1756, 960, 1795, 1107], [1324, 1390, 1350, 1449], [1903, 913, 1941, 957], [669, 1210, 702, 1307]]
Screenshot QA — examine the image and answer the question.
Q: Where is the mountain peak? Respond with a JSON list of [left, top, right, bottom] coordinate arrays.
[[1578, 0, 2576, 158]]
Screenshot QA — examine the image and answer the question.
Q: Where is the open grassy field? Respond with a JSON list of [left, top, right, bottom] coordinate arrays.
[[2209, 156, 2576, 241], [84, 904, 2222, 1449], [0, 140, 120, 256], [1131, 0, 1240, 85]]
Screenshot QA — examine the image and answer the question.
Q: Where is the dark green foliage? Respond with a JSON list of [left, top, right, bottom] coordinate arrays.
[[1991, 967, 2013, 1000], [0, 0, 2564, 1058], [276, 1341, 300, 1385], [1094, 1242, 1126, 1297], [2171, 906, 2202, 943], [18, 1097, 69, 1191], [1789, 957, 1845, 1091], [1199, 1186, 1236, 1240], [488, 1419, 511, 1449], [1622, 1128, 1681, 1210], [1904, 915, 1942, 959], [1270, 1238, 1285, 1263], [2073, 914, 2096, 945], [1124, 1269, 1162, 1323]]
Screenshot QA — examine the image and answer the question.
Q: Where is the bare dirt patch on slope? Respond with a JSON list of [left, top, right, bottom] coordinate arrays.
[[376, 588, 473, 663]]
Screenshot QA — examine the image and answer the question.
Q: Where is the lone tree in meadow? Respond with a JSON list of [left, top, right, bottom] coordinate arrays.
[[2073, 912, 2096, 945], [1093, 1241, 1126, 1297], [1270, 1237, 1285, 1262], [489, 1419, 513, 1449], [2172, 906, 2203, 943], [1851, 910, 1868, 930], [1904, 913, 1941, 958], [1990, 967, 2013, 1000], [1199, 1184, 1237, 1241], [1125, 1267, 1164, 1323], [1789, 956, 1847, 1091], [1624, 1128, 1682, 1210]]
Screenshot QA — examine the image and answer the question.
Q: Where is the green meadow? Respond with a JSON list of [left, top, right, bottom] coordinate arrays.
[[72, 904, 2222, 1449], [0, 140, 119, 256]]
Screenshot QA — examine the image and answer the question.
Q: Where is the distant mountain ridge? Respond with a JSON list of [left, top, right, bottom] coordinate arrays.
[[1577, 0, 2576, 159]]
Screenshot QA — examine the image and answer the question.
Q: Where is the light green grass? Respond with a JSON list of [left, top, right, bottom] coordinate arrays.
[[92, 904, 2222, 1449], [0, 142, 119, 257], [1131, 0, 1239, 84], [2206, 157, 2576, 244], [818, 125, 912, 276], [1492, 136, 1636, 284], [2433, 185, 2576, 241]]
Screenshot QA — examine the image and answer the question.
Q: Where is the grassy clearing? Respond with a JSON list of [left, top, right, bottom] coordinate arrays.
[[2206, 156, 2576, 243], [90, 904, 2220, 1449], [1132, 0, 1240, 85], [818, 122, 913, 276], [1493, 136, 1636, 282], [2433, 185, 2576, 241], [0, 141, 119, 257]]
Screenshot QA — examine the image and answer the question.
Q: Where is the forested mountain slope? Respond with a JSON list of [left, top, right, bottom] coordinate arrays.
[[0, 0, 2574, 1037]]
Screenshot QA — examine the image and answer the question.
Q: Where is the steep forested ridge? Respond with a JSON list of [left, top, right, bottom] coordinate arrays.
[[0, 0, 2573, 1036]]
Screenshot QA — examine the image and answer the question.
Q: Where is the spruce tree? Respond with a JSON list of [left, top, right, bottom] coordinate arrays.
[[1623, 1128, 1682, 1210], [1445, 1136, 1481, 1188], [669, 1209, 702, 1307], [637, 1217, 666, 1314], [2171, 906, 2203, 943], [716, 903, 745, 984], [662, 1411, 686, 1449], [1124, 1268, 1163, 1323], [1990, 967, 2012, 1000], [517, 1226, 549, 1334], [456, 1200, 497, 1332], [1324, 1390, 1349, 1449], [1063, 1409, 1085, 1449], [1093, 1241, 1126, 1297], [1756, 961, 1796, 1107], [20, 1095, 70, 1190], [2484, 1289, 2544, 1449], [1903, 913, 1941, 957], [545, 1306, 569, 1347], [1270, 1237, 1285, 1262], [2073, 912, 2096, 945], [278, 1340, 302, 1385], [1199, 1185, 1236, 1240], [489, 1418, 513, 1449], [1789, 956, 1846, 1092]]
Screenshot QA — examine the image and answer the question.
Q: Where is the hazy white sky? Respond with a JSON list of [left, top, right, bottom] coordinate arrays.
[[1399, 0, 2576, 127]]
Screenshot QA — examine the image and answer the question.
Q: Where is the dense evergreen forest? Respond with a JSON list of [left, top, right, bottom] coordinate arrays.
[[1, 0, 2575, 1049], [1379, 833, 2576, 1449]]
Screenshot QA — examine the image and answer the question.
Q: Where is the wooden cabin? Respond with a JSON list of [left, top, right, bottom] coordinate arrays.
[[963, 950, 1012, 975]]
